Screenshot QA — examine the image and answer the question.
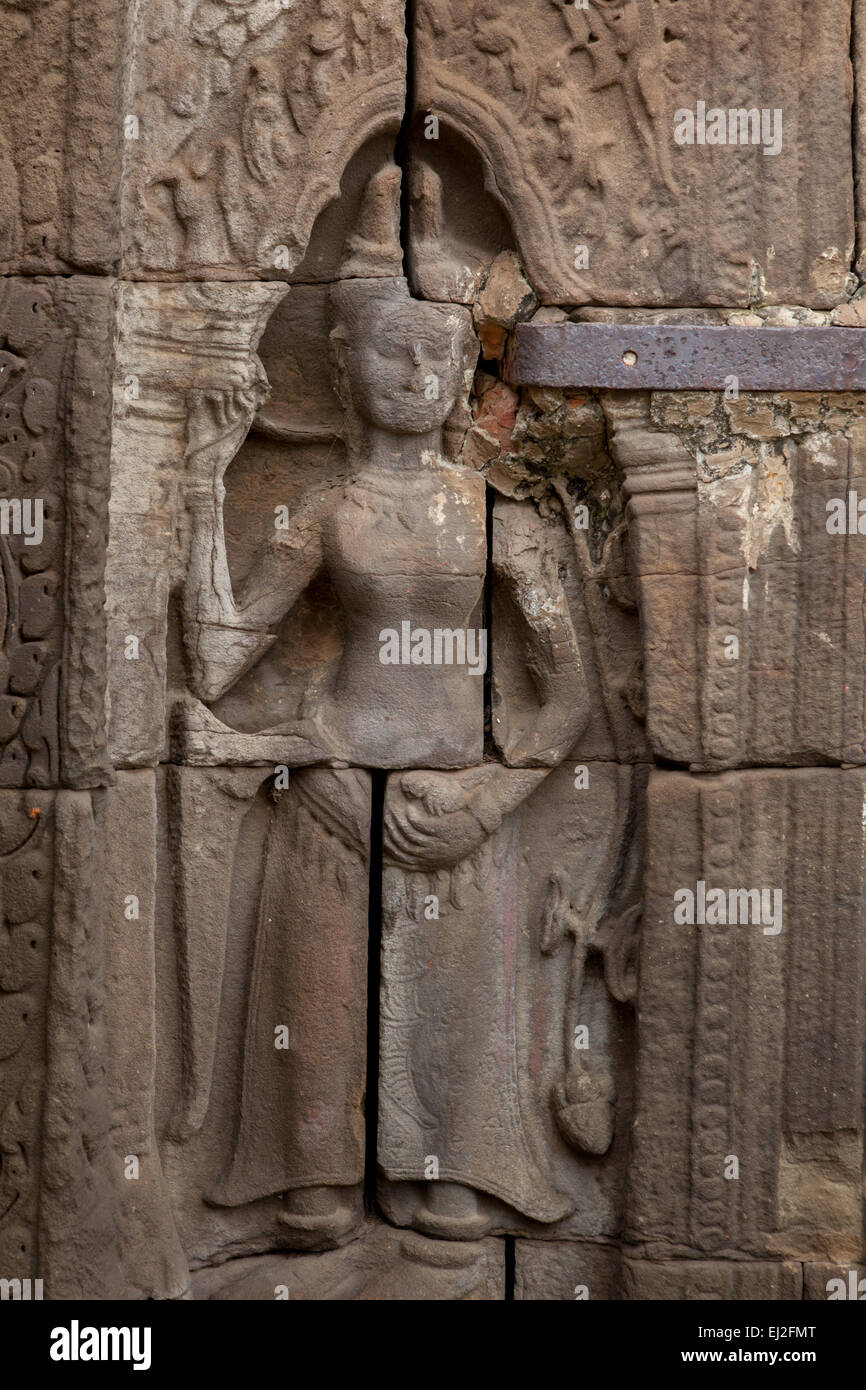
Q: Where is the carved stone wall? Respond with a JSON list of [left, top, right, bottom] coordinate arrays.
[[1, 0, 865, 1307]]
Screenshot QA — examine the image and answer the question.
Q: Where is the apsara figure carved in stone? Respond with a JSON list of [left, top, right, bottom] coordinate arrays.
[[178, 226, 604, 1241]]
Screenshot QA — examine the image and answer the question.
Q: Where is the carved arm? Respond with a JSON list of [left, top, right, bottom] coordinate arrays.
[[492, 496, 590, 767], [182, 385, 324, 702]]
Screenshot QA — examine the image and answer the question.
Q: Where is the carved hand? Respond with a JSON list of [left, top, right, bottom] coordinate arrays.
[[383, 766, 547, 869], [185, 381, 266, 492], [383, 771, 492, 869]]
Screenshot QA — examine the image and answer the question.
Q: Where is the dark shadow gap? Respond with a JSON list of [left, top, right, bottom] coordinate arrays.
[[394, 0, 418, 276], [483, 480, 495, 758], [364, 769, 387, 1213], [505, 1236, 516, 1300]]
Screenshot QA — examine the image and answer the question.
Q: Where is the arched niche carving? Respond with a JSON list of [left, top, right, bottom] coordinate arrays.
[[125, 0, 407, 275]]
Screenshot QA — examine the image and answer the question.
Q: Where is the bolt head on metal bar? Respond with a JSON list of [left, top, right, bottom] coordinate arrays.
[[506, 323, 866, 392]]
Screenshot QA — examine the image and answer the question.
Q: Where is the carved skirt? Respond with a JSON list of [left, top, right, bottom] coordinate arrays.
[[214, 768, 370, 1205], [378, 804, 572, 1224]]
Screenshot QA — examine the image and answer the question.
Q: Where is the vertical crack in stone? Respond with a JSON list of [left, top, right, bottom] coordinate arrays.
[[504, 1235, 516, 1300], [364, 770, 387, 1214], [394, 0, 417, 279], [483, 476, 496, 758], [853, 0, 865, 274]]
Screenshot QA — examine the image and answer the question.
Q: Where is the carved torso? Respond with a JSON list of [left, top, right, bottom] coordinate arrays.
[[316, 461, 487, 768]]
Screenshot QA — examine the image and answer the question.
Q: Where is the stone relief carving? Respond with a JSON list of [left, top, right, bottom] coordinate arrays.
[[608, 389, 866, 767], [0, 792, 54, 1284], [0, 286, 63, 788], [632, 770, 866, 1272], [100, 176, 643, 1267], [107, 279, 288, 766], [125, 0, 406, 274], [180, 275, 487, 768], [0, 0, 122, 275], [0, 278, 111, 790], [192, 1224, 506, 1299], [414, 0, 853, 307], [1, 2, 865, 1310]]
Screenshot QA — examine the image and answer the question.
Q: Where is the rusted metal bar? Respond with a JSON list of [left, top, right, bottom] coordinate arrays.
[[505, 323, 866, 391]]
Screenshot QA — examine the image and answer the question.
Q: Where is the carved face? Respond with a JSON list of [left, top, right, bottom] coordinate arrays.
[[330, 281, 473, 435]]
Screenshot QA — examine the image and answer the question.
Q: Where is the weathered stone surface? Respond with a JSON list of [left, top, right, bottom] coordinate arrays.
[[473, 252, 537, 360], [167, 767, 268, 1143], [460, 382, 647, 766], [2, 0, 410, 279], [515, 1241, 621, 1300], [0, 278, 112, 789], [623, 1259, 803, 1300], [191, 1224, 505, 1300], [830, 297, 866, 327], [629, 769, 866, 1264], [415, 0, 853, 307], [159, 766, 368, 1264], [0, 0, 122, 275], [16, 780, 193, 1298], [855, 0, 866, 274], [803, 1262, 866, 1300], [609, 391, 866, 768], [171, 273, 485, 771], [102, 772, 188, 1298], [6, 1, 866, 1307], [125, 0, 406, 275], [491, 495, 587, 768], [36, 790, 122, 1300], [208, 767, 369, 1241], [108, 280, 286, 766], [0, 792, 57, 1286], [378, 761, 644, 1240]]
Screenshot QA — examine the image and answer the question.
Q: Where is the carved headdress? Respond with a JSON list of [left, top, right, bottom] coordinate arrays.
[[327, 165, 478, 454], [339, 161, 404, 279]]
